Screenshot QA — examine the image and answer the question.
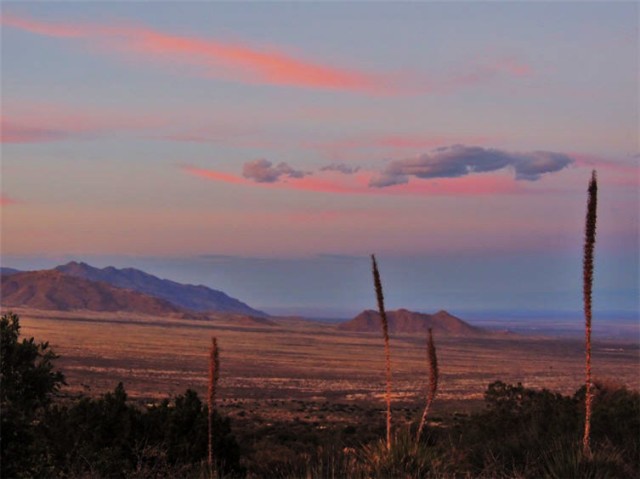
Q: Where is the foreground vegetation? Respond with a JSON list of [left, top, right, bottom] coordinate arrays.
[[2, 312, 639, 478]]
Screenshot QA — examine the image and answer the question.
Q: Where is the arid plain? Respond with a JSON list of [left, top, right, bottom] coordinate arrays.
[[13, 307, 639, 412]]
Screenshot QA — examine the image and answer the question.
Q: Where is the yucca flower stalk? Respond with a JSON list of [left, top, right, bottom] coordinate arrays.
[[371, 254, 392, 451], [416, 328, 439, 442], [582, 170, 597, 457], [208, 337, 220, 477]]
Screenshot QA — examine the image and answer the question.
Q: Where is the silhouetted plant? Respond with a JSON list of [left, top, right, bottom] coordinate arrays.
[[416, 328, 439, 442], [208, 336, 220, 477], [371, 254, 392, 451], [41, 385, 243, 478], [1, 312, 65, 477], [356, 431, 438, 478], [582, 170, 598, 457]]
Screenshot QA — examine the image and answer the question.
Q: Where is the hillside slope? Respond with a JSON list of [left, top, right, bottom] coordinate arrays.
[[55, 261, 267, 317], [1, 270, 186, 316], [339, 308, 487, 336]]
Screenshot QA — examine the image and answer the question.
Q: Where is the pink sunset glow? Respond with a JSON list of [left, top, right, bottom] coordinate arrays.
[[1, 12, 86, 38], [1, 12, 388, 93], [0, 105, 165, 143], [1, 2, 636, 317], [1, 12, 533, 95], [0, 194, 17, 206], [304, 134, 496, 157], [570, 154, 640, 187], [0, 119, 65, 144], [183, 164, 523, 197]]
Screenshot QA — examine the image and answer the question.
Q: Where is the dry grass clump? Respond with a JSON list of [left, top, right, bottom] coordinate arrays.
[[582, 170, 598, 457], [371, 254, 392, 451]]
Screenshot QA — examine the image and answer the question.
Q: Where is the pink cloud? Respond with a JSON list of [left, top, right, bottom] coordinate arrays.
[[280, 174, 371, 195], [570, 153, 639, 188], [1, 12, 388, 93], [182, 166, 251, 185], [495, 56, 533, 77], [183, 164, 521, 197], [1, 105, 165, 144], [0, 119, 66, 143], [382, 174, 521, 196], [570, 153, 637, 174], [2, 12, 532, 95], [183, 165, 369, 194], [1, 12, 86, 37], [426, 57, 533, 94], [0, 194, 17, 206]]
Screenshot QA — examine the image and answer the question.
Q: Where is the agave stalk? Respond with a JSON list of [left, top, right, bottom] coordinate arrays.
[[582, 171, 597, 457], [416, 328, 439, 442], [208, 337, 220, 477], [371, 254, 392, 451]]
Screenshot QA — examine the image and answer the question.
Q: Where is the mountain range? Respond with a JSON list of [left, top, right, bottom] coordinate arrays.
[[0, 267, 21, 276], [1, 270, 185, 315], [55, 262, 266, 316], [1, 263, 491, 337], [1, 262, 266, 317]]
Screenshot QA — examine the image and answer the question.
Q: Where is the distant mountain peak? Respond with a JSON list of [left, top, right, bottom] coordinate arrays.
[[0, 267, 22, 276], [55, 261, 267, 317], [1, 269, 184, 315], [339, 308, 485, 336], [57, 261, 92, 272]]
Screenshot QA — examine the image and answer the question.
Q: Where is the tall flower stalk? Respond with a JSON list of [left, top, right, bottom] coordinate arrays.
[[371, 254, 392, 451], [582, 170, 598, 457], [208, 337, 220, 477], [416, 328, 439, 442]]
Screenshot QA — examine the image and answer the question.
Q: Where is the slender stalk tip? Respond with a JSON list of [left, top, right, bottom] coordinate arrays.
[[417, 328, 439, 442], [582, 170, 598, 457], [371, 254, 392, 451]]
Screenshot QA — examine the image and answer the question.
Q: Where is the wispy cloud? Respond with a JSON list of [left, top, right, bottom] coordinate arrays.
[[570, 153, 640, 189], [0, 119, 66, 143], [1, 12, 388, 93], [319, 163, 360, 174], [183, 164, 369, 194], [182, 162, 521, 197], [369, 145, 573, 187], [434, 56, 533, 93], [2, 12, 532, 95], [184, 144, 577, 196], [0, 194, 17, 206], [182, 166, 250, 186], [1, 104, 164, 144], [242, 159, 310, 183], [1, 12, 86, 37]]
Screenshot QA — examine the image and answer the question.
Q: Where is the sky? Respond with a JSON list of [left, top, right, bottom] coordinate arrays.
[[1, 1, 638, 318]]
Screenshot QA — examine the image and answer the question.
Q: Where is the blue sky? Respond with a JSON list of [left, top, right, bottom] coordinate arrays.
[[1, 1, 638, 317]]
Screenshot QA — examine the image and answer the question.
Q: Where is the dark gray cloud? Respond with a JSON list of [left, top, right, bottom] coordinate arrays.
[[369, 145, 573, 187], [320, 163, 360, 174], [242, 159, 310, 183]]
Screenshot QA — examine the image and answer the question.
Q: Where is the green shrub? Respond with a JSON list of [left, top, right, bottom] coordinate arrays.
[[1, 312, 65, 478], [42, 385, 244, 478], [455, 381, 639, 478]]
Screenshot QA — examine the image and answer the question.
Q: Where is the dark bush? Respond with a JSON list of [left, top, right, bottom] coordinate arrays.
[[1, 312, 65, 478]]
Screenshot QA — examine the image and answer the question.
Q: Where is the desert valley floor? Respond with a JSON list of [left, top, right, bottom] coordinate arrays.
[[12, 308, 639, 414]]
